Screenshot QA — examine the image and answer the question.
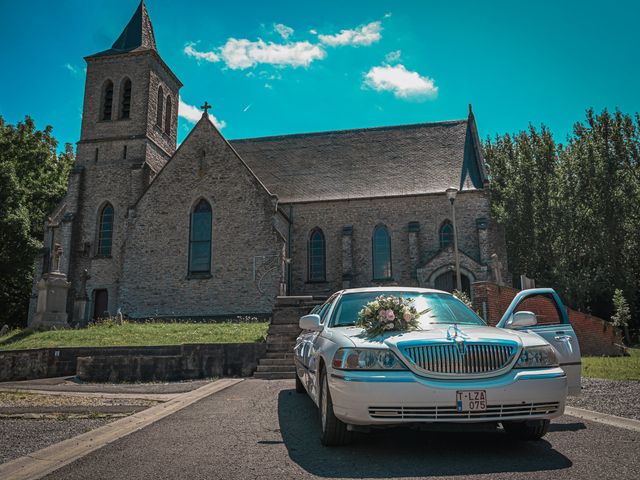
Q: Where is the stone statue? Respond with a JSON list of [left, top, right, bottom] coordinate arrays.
[[52, 243, 63, 272], [79, 269, 90, 299], [490, 253, 503, 286]]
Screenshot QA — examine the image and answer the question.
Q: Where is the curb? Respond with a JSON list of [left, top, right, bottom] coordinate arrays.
[[0, 378, 244, 480], [564, 406, 640, 433]]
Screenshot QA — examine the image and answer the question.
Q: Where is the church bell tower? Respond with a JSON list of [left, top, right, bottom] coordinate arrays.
[[67, 1, 182, 322]]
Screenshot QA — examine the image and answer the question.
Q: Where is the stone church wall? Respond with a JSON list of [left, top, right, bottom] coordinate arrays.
[[118, 119, 285, 318], [285, 189, 506, 297]]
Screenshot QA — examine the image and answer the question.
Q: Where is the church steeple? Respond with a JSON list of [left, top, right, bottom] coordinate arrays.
[[89, 1, 157, 58]]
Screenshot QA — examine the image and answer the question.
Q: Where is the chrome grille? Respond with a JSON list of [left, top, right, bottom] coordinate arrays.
[[401, 343, 517, 375], [368, 402, 560, 420]]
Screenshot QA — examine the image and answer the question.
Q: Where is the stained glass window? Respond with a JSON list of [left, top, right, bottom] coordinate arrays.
[[308, 228, 326, 281], [189, 200, 212, 273], [440, 221, 454, 249], [98, 203, 114, 256], [372, 225, 392, 280]]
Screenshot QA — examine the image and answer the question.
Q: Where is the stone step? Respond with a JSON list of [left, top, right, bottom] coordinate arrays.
[[271, 316, 304, 325], [265, 352, 295, 359], [259, 358, 295, 366], [266, 343, 294, 353], [267, 335, 296, 347], [253, 371, 296, 380], [256, 364, 296, 373], [268, 324, 302, 334]]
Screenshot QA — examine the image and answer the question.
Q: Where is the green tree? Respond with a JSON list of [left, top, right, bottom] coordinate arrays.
[[484, 108, 640, 337], [0, 116, 74, 327]]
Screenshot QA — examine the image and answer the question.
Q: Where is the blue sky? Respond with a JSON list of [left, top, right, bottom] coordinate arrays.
[[0, 0, 638, 150]]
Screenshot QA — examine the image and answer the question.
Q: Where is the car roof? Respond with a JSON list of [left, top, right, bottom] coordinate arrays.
[[338, 286, 450, 295]]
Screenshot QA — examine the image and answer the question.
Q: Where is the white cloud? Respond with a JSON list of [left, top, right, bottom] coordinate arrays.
[[309, 29, 317, 35], [384, 12, 392, 18], [385, 50, 401, 63], [178, 99, 226, 129], [219, 38, 326, 69], [183, 43, 220, 63], [274, 23, 294, 40], [65, 63, 85, 75], [364, 64, 438, 99], [318, 21, 382, 47]]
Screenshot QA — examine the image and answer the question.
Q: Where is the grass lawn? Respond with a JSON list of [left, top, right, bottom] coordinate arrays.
[[0, 321, 268, 351], [582, 348, 640, 381]]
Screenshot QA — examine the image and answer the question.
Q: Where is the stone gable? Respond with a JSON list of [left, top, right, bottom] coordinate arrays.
[[118, 116, 285, 317]]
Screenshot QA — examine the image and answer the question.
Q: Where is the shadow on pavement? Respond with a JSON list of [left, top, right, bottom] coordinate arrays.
[[278, 389, 572, 478], [549, 422, 586, 432]]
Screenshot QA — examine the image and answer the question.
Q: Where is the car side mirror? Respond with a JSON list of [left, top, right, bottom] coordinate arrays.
[[299, 314, 322, 331], [505, 311, 537, 329]]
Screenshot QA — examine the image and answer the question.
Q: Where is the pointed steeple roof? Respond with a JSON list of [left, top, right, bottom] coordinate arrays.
[[88, 1, 157, 58]]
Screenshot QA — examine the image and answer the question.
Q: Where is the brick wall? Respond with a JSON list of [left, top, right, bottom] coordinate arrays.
[[472, 281, 623, 356]]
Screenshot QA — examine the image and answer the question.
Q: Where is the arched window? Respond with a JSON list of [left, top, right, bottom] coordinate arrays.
[[120, 78, 132, 119], [372, 225, 392, 280], [189, 199, 212, 274], [164, 96, 172, 134], [156, 86, 164, 127], [102, 80, 114, 120], [97, 203, 114, 256], [308, 228, 326, 281], [439, 221, 454, 249]]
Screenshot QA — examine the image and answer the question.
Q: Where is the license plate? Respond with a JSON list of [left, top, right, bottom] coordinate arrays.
[[456, 390, 487, 412]]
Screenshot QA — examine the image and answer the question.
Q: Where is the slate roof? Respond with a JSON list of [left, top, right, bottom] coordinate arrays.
[[230, 118, 486, 203], [88, 1, 157, 58]]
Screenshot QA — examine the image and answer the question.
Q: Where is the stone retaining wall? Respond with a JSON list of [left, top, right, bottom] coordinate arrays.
[[472, 281, 624, 356], [0, 343, 266, 383]]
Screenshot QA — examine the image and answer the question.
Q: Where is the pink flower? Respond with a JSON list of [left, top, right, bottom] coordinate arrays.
[[386, 310, 395, 321], [378, 309, 385, 317], [403, 311, 412, 322]]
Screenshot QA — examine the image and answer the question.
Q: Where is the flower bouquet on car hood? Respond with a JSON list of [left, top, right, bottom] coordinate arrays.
[[356, 295, 426, 336]]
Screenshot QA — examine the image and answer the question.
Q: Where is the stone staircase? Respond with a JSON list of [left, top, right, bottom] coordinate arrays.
[[253, 296, 321, 380]]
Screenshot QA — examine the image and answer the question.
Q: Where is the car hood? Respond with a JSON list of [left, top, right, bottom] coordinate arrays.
[[333, 324, 543, 349]]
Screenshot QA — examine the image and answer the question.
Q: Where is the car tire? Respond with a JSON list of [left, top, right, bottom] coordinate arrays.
[[502, 419, 550, 440], [319, 366, 352, 446], [295, 372, 305, 393]]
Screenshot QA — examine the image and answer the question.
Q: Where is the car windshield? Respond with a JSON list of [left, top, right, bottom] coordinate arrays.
[[330, 291, 485, 328]]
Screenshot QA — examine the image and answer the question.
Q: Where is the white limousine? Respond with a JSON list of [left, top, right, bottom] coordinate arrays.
[[294, 287, 581, 446]]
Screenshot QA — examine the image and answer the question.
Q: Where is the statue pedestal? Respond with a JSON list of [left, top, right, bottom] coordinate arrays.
[[30, 272, 71, 330]]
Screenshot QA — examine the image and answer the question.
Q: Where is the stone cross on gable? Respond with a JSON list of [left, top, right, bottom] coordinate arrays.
[[200, 101, 211, 115]]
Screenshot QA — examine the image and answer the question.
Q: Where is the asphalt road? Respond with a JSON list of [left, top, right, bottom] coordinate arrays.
[[44, 379, 639, 480]]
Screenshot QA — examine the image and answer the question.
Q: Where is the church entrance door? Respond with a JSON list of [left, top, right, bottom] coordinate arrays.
[[434, 271, 471, 296], [93, 289, 108, 320]]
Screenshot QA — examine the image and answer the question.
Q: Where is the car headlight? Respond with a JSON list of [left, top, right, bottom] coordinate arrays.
[[513, 345, 558, 368], [332, 348, 407, 370]]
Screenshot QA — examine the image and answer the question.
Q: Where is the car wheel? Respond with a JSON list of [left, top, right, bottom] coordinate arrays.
[[319, 365, 352, 446], [295, 371, 305, 393], [502, 419, 550, 440]]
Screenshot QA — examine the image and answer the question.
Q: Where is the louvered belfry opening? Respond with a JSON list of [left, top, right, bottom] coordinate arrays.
[[121, 79, 132, 119], [103, 81, 114, 120]]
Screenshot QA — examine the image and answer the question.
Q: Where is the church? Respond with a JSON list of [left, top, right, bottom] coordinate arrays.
[[29, 2, 509, 325]]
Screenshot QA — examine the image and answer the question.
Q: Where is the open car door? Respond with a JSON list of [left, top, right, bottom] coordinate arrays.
[[498, 288, 581, 396]]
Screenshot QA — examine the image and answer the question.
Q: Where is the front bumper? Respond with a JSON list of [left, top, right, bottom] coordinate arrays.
[[329, 368, 567, 425]]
